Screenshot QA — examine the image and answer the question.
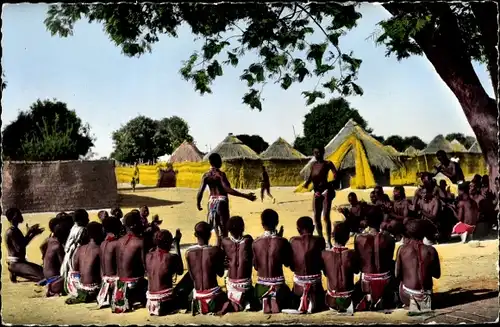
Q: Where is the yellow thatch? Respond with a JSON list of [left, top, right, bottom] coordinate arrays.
[[203, 134, 260, 161], [404, 146, 419, 156], [422, 135, 453, 154], [384, 145, 401, 157], [468, 140, 482, 153], [296, 119, 400, 191], [449, 139, 468, 153], [260, 137, 306, 160], [168, 141, 204, 163]]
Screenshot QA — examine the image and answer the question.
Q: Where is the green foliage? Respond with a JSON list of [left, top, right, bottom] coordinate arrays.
[[293, 97, 371, 155], [44, 3, 364, 110], [235, 134, 269, 154], [2, 99, 94, 161], [445, 133, 476, 149], [111, 115, 192, 164], [383, 135, 427, 152]]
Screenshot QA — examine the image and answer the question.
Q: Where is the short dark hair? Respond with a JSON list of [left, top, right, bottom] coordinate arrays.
[[394, 186, 406, 198], [208, 153, 222, 168], [436, 150, 447, 157], [73, 209, 89, 227], [348, 192, 357, 199], [5, 208, 21, 222], [333, 221, 350, 246], [48, 217, 60, 233], [53, 223, 70, 244], [405, 219, 426, 241], [86, 222, 104, 243], [154, 229, 173, 250], [98, 210, 109, 220], [194, 221, 212, 241], [458, 182, 469, 194], [387, 220, 404, 237], [111, 207, 123, 219], [123, 210, 142, 233], [227, 216, 245, 236], [313, 146, 325, 156], [296, 216, 314, 233], [261, 209, 279, 230], [102, 216, 122, 235]]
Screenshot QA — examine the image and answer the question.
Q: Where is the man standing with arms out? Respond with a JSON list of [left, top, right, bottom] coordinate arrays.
[[322, 222, 360, 314], [197, 153, 256, 244], [354, 215, 396, 311], [186, 222, 227, 315], [303, 146, 338, 249], [260, 165, 275, 203], [220, 216, 255, 313], [287, 216, 325, 314], [433, 150, 465, 185], [396, 219, 441, 314], [253, 209, 292, 314]]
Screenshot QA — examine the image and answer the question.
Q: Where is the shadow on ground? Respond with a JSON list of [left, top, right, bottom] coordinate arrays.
[[433, 288, 499, 309], [118, 193, 183, 208]]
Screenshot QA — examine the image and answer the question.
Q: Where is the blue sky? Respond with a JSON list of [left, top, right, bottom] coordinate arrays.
[[2, 3, 494, 158]]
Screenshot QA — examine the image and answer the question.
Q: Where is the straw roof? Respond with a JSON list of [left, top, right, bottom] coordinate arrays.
[[422, 134, 453, 154], [384, 145, 401, 157], [300, 119, 400, 177], [203, 133, 260, 161], [449, 139, 468, 153], [404, 146, 420, 156], [468, 140, 482, 153], [260, 137, 307, 160], [168, 141, 204, 163]]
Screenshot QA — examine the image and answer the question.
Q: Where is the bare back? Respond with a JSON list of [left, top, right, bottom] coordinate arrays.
[[322, 248, 359, 291], [146, 249, 183, 292], [289, 235, 325, 276], [354, 232, 395, 274], [221, 236, 253, 280], [204, 169, 230, 197], [458, 198, 479, 226], [43, 237, 65, 278], [74, 242, 101, 285], [116, 234, 145, 278], [252, 236, 292, 278], [186, 246, 224, 291], [396, 241, 440, 290], [100, 238, 118, 276]]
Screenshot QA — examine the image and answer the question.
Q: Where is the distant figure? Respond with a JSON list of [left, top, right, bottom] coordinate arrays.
[[450, 183, 479, 243], [303, 146, 338, 249], [433, 150, 465, 185], [260, 165, 275, 203], [396, 219, 440, 314], [131, 177, 137, 192], [197, 153, 256, 244]]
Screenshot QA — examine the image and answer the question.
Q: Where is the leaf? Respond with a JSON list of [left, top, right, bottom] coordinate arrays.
[[296, 67, 310, 82], [322, 77, 338, 92], [248, 63, 265, 82], [280, 74, 293, 90], [314, 64, 335, 76], [242, 89, 262, 111], [351, 82, 364, 96], [240, 72, 255, 87], [206, 60, 223, 79], [227, 51, 239, 67], [193, 70, 212, 95], [306, 43, 328, 68], [302, 91, 325, 106]]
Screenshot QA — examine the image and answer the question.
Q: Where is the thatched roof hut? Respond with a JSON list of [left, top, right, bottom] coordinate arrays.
[[468, 140, 482, 153], [404, 146, 420, 156], [203, 133, 260, 161], [260, 137, 306, 160], [422, 135, 453, 154], [299, 119, 400, 188], [449, 139, 468, 153], [384, 145, 401, 157], [168, 141, 204, 163]]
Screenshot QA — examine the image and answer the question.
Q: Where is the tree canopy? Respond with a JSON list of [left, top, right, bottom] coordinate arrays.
[[235, 134, 269, 154], [111, 115, 192, 164], [383, 135, 427, 152], [293, 97, 371, 155], [2, 99, 94, 161], [445, 133, 476, 149]]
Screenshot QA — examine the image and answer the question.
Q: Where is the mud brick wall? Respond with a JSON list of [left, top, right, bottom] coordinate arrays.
[[2, 160, 118, 213]]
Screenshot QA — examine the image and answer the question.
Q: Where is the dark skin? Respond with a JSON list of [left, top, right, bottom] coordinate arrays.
[[100, 233, 119, 277], [146, 230, 183, 292], [322, 246, 360, 294], [252, 227, 292, 279], [73, 238, 102, 286], [434, 153, 464, 184], [395, 239, 441, 307], [260, 167, 274, 202], [340, 195, 367, 233], [354, 228, 396, 275], [197, 166, 256, 242], [186, 236, 225, 291], [304, 148, 338, 248], [116, 232, 146, 278], [391, 188, 410, 223], [43, 236, 65, 296], [452, 192, 479, 226], [419, 188, 440, 222]]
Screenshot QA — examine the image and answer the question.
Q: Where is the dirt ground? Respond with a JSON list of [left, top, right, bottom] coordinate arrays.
[[2, 187, 498, 325]]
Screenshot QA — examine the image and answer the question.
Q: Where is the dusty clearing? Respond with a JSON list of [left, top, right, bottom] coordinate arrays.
[[2, 187, 498, 325]]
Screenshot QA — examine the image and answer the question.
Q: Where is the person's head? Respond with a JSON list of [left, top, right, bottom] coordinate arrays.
[[208, 153, 222, 169], [73, 209, 90, 227], [123, 210, 144, 235], [139, 206, 149, 218], [481, 175, 489, 188], [405, 219, 426, 241], [154, 229, 173, 251], [420, 172, 432, 186], [332, 222, 350, 246], [98, 210, 109, 221], [86, 221, 105, 245], [421, 187, 433, 201], [53, 221, 72, 244], [387, 220, 404, 241], [367, 213, 382, 231], [393, 186, 406, 201], [347, 192, 358, 205], [495, 177, 500, 190], [194, 221, 212, 244], [439, 180, 447, 190], [48, 217, 61, 234], [458, 182, 470, 198], [262, 165, 267, 172], [111, 207, 123, 219], [472, 174, 482, 186], [313, 146, 325, 161], [56, 212, 68, 220], [382, 194, 390, 203], [296, 216, 314, 235], [370, 191, 378, 204], [374, 185, 384, 198], [5, 208, 23, 225], [436, 150, 448, 164], [261, 209, 279, 231], [102, 216, 122, 236], [227, 216, 245, 238]]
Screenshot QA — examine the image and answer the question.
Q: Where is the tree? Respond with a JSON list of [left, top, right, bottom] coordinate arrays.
[[383, 135, 427, 152], [293, 97, 371, 155], [2, 99, 94, 161], [404, 136, 427, 150], [236, 134, 269, 154], [371, 135, 385, 144], [445, 133, 476, 149], [111, 115, 192, 164], [44, 3, 499, 181]]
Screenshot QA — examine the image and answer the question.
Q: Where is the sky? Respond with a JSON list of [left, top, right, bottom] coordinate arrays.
[[1, 3, 494, 158]]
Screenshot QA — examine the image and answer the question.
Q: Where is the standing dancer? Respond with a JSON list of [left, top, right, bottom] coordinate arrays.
[[260, 165, 275, 203], [197, 153, 256, 243], [303, 146, 338, 249]]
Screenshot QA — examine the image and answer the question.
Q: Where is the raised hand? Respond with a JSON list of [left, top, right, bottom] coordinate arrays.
[[175, 229, 182, 243], [278, 225, 284, 237], [247, 193, 257, 202]]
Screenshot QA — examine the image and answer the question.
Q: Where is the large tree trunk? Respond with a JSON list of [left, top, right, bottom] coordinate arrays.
[[383, 3, 499, 183]]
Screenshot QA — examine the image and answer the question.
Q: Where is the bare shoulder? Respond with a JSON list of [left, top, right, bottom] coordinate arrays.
[[243, 234, 254, 242], [289, 236, 299, 244]]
